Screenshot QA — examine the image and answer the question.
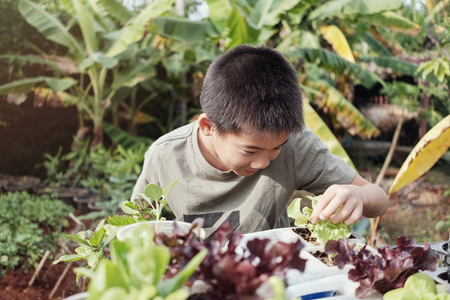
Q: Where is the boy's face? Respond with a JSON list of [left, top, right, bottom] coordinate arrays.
[[209, 130, 290, 177]]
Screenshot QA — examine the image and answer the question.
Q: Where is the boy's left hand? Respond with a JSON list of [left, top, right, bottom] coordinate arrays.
[[310, 184, 365, 226], [310, 174, 389, 225]]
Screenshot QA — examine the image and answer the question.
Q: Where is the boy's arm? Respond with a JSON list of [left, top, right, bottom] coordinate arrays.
[[310, 174, 389, 225]]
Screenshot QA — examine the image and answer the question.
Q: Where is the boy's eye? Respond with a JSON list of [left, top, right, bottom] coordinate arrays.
[[243, 150, 256, 154]]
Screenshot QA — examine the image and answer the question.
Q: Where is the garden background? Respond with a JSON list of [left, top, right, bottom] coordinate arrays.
[[0, 0, 449, 298]]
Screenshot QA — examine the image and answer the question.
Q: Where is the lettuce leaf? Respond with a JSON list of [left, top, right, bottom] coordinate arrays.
[[325, 237, 440, 297], [287, 195, 353, 244]]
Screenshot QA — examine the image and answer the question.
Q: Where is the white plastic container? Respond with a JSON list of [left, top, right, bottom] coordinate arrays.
[[286, 273, 383, 299], [63, 292, 88, 300], [242, 227, 366, 250], [116, 220, 206, 241]]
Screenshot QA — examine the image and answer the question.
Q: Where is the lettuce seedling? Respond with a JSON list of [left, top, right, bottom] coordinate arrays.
[[122, 179, 178, 222], [54, 181, 177, 280], [287, 195, 353, 244]]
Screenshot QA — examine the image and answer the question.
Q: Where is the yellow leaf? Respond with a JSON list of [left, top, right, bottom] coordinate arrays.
[[303, 99, 355, 169], [319, 25, 355, 63], [301, 80, 380, 139], [31, 87, 76, 107], [134, 111, 158, 124], [389, 115, 450, 194]]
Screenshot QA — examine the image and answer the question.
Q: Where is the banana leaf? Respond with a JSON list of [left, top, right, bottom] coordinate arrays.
[[106, 0, 175, 57], [389, 115, 450, 194], [0, 77, 77, 95], [226, 5, 260, 49], [360, 32, 393, 57], [18, 0, 84, 54], [276, 30, 321, 52], [206, 0, 233, 33], [303, 96, 356, 169], [319, 25, 355, 63], [32, 87, 79, 106], [308, 0, 402, 20], [73, 0, 98, 54], [249, 0, 302, 27], [96, 0, 132, 23], [103, 122, 153, 149], [153, 17, 218, 43], [301, 79, 380, 139], [361, 56, 418, 76], [364, 11, 422, 36], [286, 48, 383, 89]]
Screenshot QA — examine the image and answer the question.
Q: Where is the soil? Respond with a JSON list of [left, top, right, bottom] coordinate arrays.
[[310, 250, 335, 267], [0, 184, 93, 300], [359, 167, 450, 245], [0, 262, 80, 300], [292, 227, 319, 245], [0, 209, 93, 300]]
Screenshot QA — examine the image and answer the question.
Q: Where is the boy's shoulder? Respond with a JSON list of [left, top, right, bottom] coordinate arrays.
[[152, 122, 197, 147], [284, 127, 320, 148]]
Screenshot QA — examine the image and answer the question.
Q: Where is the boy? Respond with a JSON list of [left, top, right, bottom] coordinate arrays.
[[131, 44, 388, 238]]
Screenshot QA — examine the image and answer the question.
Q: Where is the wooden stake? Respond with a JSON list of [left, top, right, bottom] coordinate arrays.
[[368, 112, 405, 247], [28, 250, 51, 287], [48, 262, 73, 299]]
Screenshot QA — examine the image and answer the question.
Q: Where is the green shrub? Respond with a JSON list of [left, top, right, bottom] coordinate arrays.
[[39, 140, 146, 218], [0, 191, 74, 275]]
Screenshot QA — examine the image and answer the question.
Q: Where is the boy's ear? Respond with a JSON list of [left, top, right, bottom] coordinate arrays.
[[198, 113, 214, 136]]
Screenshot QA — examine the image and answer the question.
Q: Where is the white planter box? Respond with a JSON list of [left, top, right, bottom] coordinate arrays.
[[64, 292, 88, 300], [116, 220, 206, 241], [242, 227, 365, 250], [286, 274, 383, 300]]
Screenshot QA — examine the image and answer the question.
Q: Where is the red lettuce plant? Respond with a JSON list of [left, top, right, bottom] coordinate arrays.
[[324, 236, 439, 298], [155, 220, 307, 299]]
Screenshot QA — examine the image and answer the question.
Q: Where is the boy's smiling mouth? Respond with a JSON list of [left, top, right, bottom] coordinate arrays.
[[244, 169, 258, 175]]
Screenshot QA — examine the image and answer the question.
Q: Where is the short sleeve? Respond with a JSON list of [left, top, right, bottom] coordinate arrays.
[[291, 129, 356, 195]]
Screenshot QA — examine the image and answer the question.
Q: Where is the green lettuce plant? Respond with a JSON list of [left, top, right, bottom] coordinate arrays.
[[75, 223, 207, 300], [287, 195, 353, 244], [383, 273, 450, 300]]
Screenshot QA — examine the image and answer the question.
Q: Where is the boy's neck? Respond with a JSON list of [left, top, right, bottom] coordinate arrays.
[[197, 127, 230, 172]]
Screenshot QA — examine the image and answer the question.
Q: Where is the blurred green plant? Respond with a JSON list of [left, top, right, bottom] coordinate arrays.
[[0, 191, 74, 275], [38, 139, 147, 218], [54, 181, 178, 280], [435, 216, 450, 234], [76, 223, 207, 300], [0, 0, 180, 147]]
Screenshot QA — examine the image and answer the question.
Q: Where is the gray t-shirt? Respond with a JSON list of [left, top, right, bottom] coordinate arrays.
[[131, 121, 356, 238]]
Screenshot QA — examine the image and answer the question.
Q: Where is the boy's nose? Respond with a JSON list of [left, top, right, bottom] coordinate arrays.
[[251, 155, 270, 170]]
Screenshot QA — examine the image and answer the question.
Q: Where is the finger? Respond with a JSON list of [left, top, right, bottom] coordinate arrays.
[[330, 200, 362, 225], [344, 203, 363, 226], [310, 187, 336, 222], [330, 197, 358, 223], [330, 202, 354, 224], [319, 195, 347, 221]]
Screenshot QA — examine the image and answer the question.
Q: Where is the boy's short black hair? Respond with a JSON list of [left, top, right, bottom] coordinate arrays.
[[199, 44, 304, 135]]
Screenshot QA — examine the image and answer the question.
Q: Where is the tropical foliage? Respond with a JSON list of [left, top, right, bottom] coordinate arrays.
[[2, 0, 439, 152]]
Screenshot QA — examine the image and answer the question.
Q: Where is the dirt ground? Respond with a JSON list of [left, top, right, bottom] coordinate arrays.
[[359, 167, 450, 245], [0, 262, 80, 300], [0, 211, 90, 300]]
